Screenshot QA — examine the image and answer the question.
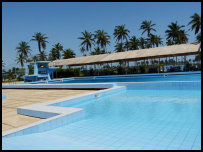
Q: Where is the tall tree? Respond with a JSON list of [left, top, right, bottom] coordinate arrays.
[[48, 48, 57, 61], [154, 35, 163, 47], [129, 36, 139, 50], [124, 41, 131, 51], [114, 43, 125, 52], [16, 53, 26, 68], [188, 13, 201, 35], [140, 20, 156, 37], [51, 43, 63, 59], [78, 30, 95, 54], [91, 47, 106, 55], [38, 51, 47, 61], [15, 41, 31, 68], [31, 32, 48, 53], [62, 49, 76, 59], [12, 67, 19, 74], [32, 55, 39, 62], [146, 34, 156, 48], [16, 41, 31, 59], [7, 69, 15, 80], [196, 32, 201, 43], [94, 30, 110, 52], [113, 24, 130, 44], [139, 37, 147, 49], [147, 34, 163, 48], [80, 47, 86, 56], [166, 40, 173, 46], [165, 21, 188, 45], [179, 30, 188, 44]]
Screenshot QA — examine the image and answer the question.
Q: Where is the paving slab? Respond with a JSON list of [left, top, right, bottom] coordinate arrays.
[[2, 89, 97, 132]]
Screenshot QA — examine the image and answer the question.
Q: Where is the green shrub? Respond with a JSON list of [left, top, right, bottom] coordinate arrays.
[[139, 65, 146, 73]]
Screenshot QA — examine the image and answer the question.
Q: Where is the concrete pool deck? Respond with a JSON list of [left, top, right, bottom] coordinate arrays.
[[2, 89, 97, 133]]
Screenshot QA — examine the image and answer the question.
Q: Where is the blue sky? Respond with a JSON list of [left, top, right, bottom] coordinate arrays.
[[2, 2, 201, 69]]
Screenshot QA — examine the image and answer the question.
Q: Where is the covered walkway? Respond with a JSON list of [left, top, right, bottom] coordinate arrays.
[[49, 43, 201, 67]]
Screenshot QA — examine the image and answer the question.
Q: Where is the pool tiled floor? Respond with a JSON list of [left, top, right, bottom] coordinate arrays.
[[2, 88, 201, 150]]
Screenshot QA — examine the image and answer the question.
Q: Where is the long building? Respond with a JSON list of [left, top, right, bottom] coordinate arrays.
[[49, 43, 201, 67]]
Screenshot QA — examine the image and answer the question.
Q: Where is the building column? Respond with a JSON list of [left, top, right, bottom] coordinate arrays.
[[25, 64, 29, 75], [158, 57, 160, 73], [34, 63, 38, 75], [184, 55, 187, 71], [176, 56, 177, 65]]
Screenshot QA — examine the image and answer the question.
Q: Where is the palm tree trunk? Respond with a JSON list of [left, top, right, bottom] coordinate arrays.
[[89, 47, 93, 55], [38, 41, 41, 53]]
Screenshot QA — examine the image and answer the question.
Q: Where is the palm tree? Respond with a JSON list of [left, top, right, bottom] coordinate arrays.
[[78, 30, 95, 54], [16, 53, 26, 68], [124, 41, 131, 51], [188, 13, 201, 35], [146, 34, 156, 48], [113, 24, 130, 44], [80, 47, 86, 56], [129, 36, 139, 50], [31, 32, 48, 53], [139, 37, 147, 49], [48, 48, 57, 61], [147, 34, 163, 47], [165, 21, 188, 45], [196, 32, 201, 43], [15, 41, 31, 68], [179, 30, 188, 44], [16, 41, 31, 59], [12, 67, 19, 75], [166, 40, 173, 46], [52, 43, 63, 59], [32, 55, 38, 62], [140, 20, 156, 37], [62, 49, 76, 59], [7, 69, 15, 80], [94, 30, 110, 52], [38, 51, 47, 61], [115, 43, 125, 52], [91, 47, 106, 55], [154, 35, 163, 47]]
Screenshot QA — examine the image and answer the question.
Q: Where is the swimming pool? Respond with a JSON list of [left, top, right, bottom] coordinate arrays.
[[2, 86, 201, 150], [29, 72, 201, 84]]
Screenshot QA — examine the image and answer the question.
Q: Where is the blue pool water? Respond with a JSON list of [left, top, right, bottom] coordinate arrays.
[[3, 88, 201, 150], [48, 73, 201, 84]]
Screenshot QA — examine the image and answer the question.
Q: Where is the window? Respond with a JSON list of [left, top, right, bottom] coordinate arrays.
[[28, 65, 34, 75], [38, 64, 47, 68], [38, 71, 47, 74]]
